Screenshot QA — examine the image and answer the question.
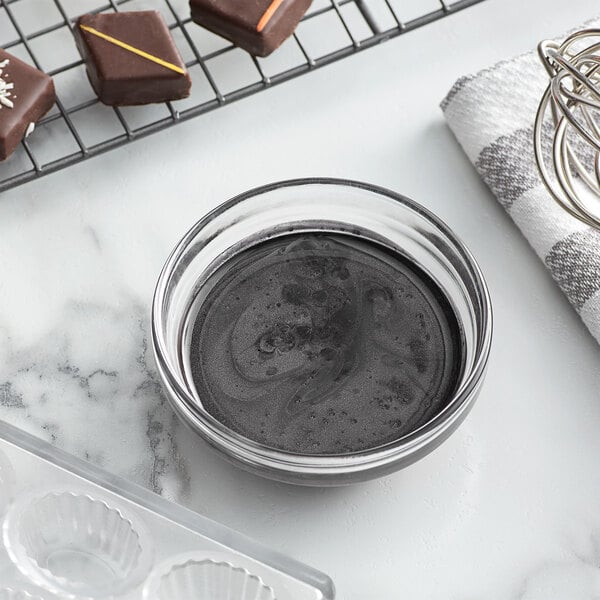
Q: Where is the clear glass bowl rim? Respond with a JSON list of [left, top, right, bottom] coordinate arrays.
[[152, 177, 493, 474]]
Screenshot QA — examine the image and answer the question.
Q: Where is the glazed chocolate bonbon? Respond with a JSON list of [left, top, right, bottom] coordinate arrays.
[[74, 11, 191, 106], [189, 0, 312, 57], [0, 49, 55, 161]]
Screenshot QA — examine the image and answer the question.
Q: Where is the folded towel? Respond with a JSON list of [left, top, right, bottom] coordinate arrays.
[[441, 19, 600, 345]]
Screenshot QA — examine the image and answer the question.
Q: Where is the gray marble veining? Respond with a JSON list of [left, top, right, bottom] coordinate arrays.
[[0, 298, 189, 500]]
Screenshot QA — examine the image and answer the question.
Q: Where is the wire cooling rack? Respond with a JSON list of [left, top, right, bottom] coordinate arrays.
[[0, 0, 486, 192]]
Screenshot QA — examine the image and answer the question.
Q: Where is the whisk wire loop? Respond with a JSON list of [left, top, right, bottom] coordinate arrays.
[[535, 28, 600, 228]]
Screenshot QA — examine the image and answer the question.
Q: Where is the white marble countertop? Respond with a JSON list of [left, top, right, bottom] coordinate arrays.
[[2, 0, 600, 597]]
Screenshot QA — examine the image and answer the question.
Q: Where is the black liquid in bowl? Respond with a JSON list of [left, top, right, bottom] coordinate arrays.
[[188, 232, 464, 455], [153, 179, 492, 485]]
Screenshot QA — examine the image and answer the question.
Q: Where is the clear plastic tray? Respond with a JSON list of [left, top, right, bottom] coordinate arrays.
[[0, 420, 335, 599]]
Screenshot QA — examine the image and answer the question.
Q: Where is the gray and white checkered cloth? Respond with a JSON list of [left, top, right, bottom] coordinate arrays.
[[441, 25, 600, 345]]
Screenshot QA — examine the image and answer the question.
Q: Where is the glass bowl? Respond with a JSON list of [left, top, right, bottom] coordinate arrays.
[[152, 178, 492, 485]]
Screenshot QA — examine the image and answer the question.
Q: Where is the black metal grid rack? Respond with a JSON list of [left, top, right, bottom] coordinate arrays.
[[0, 0, 486, 192]]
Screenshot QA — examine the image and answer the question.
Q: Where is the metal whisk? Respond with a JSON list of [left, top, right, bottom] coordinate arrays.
[[535, 29, 600, 229]]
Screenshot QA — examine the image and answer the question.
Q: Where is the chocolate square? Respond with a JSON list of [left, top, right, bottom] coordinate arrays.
[[0, 49, 55, 161], [73, 11, 191, 106], [190, 0, 312, 57]]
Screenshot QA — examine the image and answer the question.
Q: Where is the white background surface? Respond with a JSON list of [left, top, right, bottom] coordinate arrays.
[[3, 0, 600, 598]]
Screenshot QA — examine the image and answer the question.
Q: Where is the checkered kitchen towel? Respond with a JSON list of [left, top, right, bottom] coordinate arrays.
[[441, 23, 600, 345]]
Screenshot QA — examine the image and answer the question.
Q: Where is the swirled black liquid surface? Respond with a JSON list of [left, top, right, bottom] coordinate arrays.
[[188, 233, 463, 455]]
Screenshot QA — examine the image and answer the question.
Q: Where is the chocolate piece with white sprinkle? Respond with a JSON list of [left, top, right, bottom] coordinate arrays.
[[0, 48, 55, 161]]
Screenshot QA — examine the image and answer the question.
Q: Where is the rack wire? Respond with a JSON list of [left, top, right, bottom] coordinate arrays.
[[0, 0, 487, 192]]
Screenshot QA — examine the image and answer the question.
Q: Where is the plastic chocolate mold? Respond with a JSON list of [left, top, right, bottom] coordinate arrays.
[[0, 420, 335, 599], [3, 489, 154, 598], [0, 590, 45, 600], [144, 552, 277, 600], [0, 449, 15, 518]]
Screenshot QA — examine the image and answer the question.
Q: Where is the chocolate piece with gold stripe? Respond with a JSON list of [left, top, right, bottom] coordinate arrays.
[[74, 11, 191, 106], [189, 0, 312, 57]]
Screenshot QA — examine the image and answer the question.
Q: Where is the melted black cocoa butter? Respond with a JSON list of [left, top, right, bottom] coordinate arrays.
[[188, 233, 463, 455]]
